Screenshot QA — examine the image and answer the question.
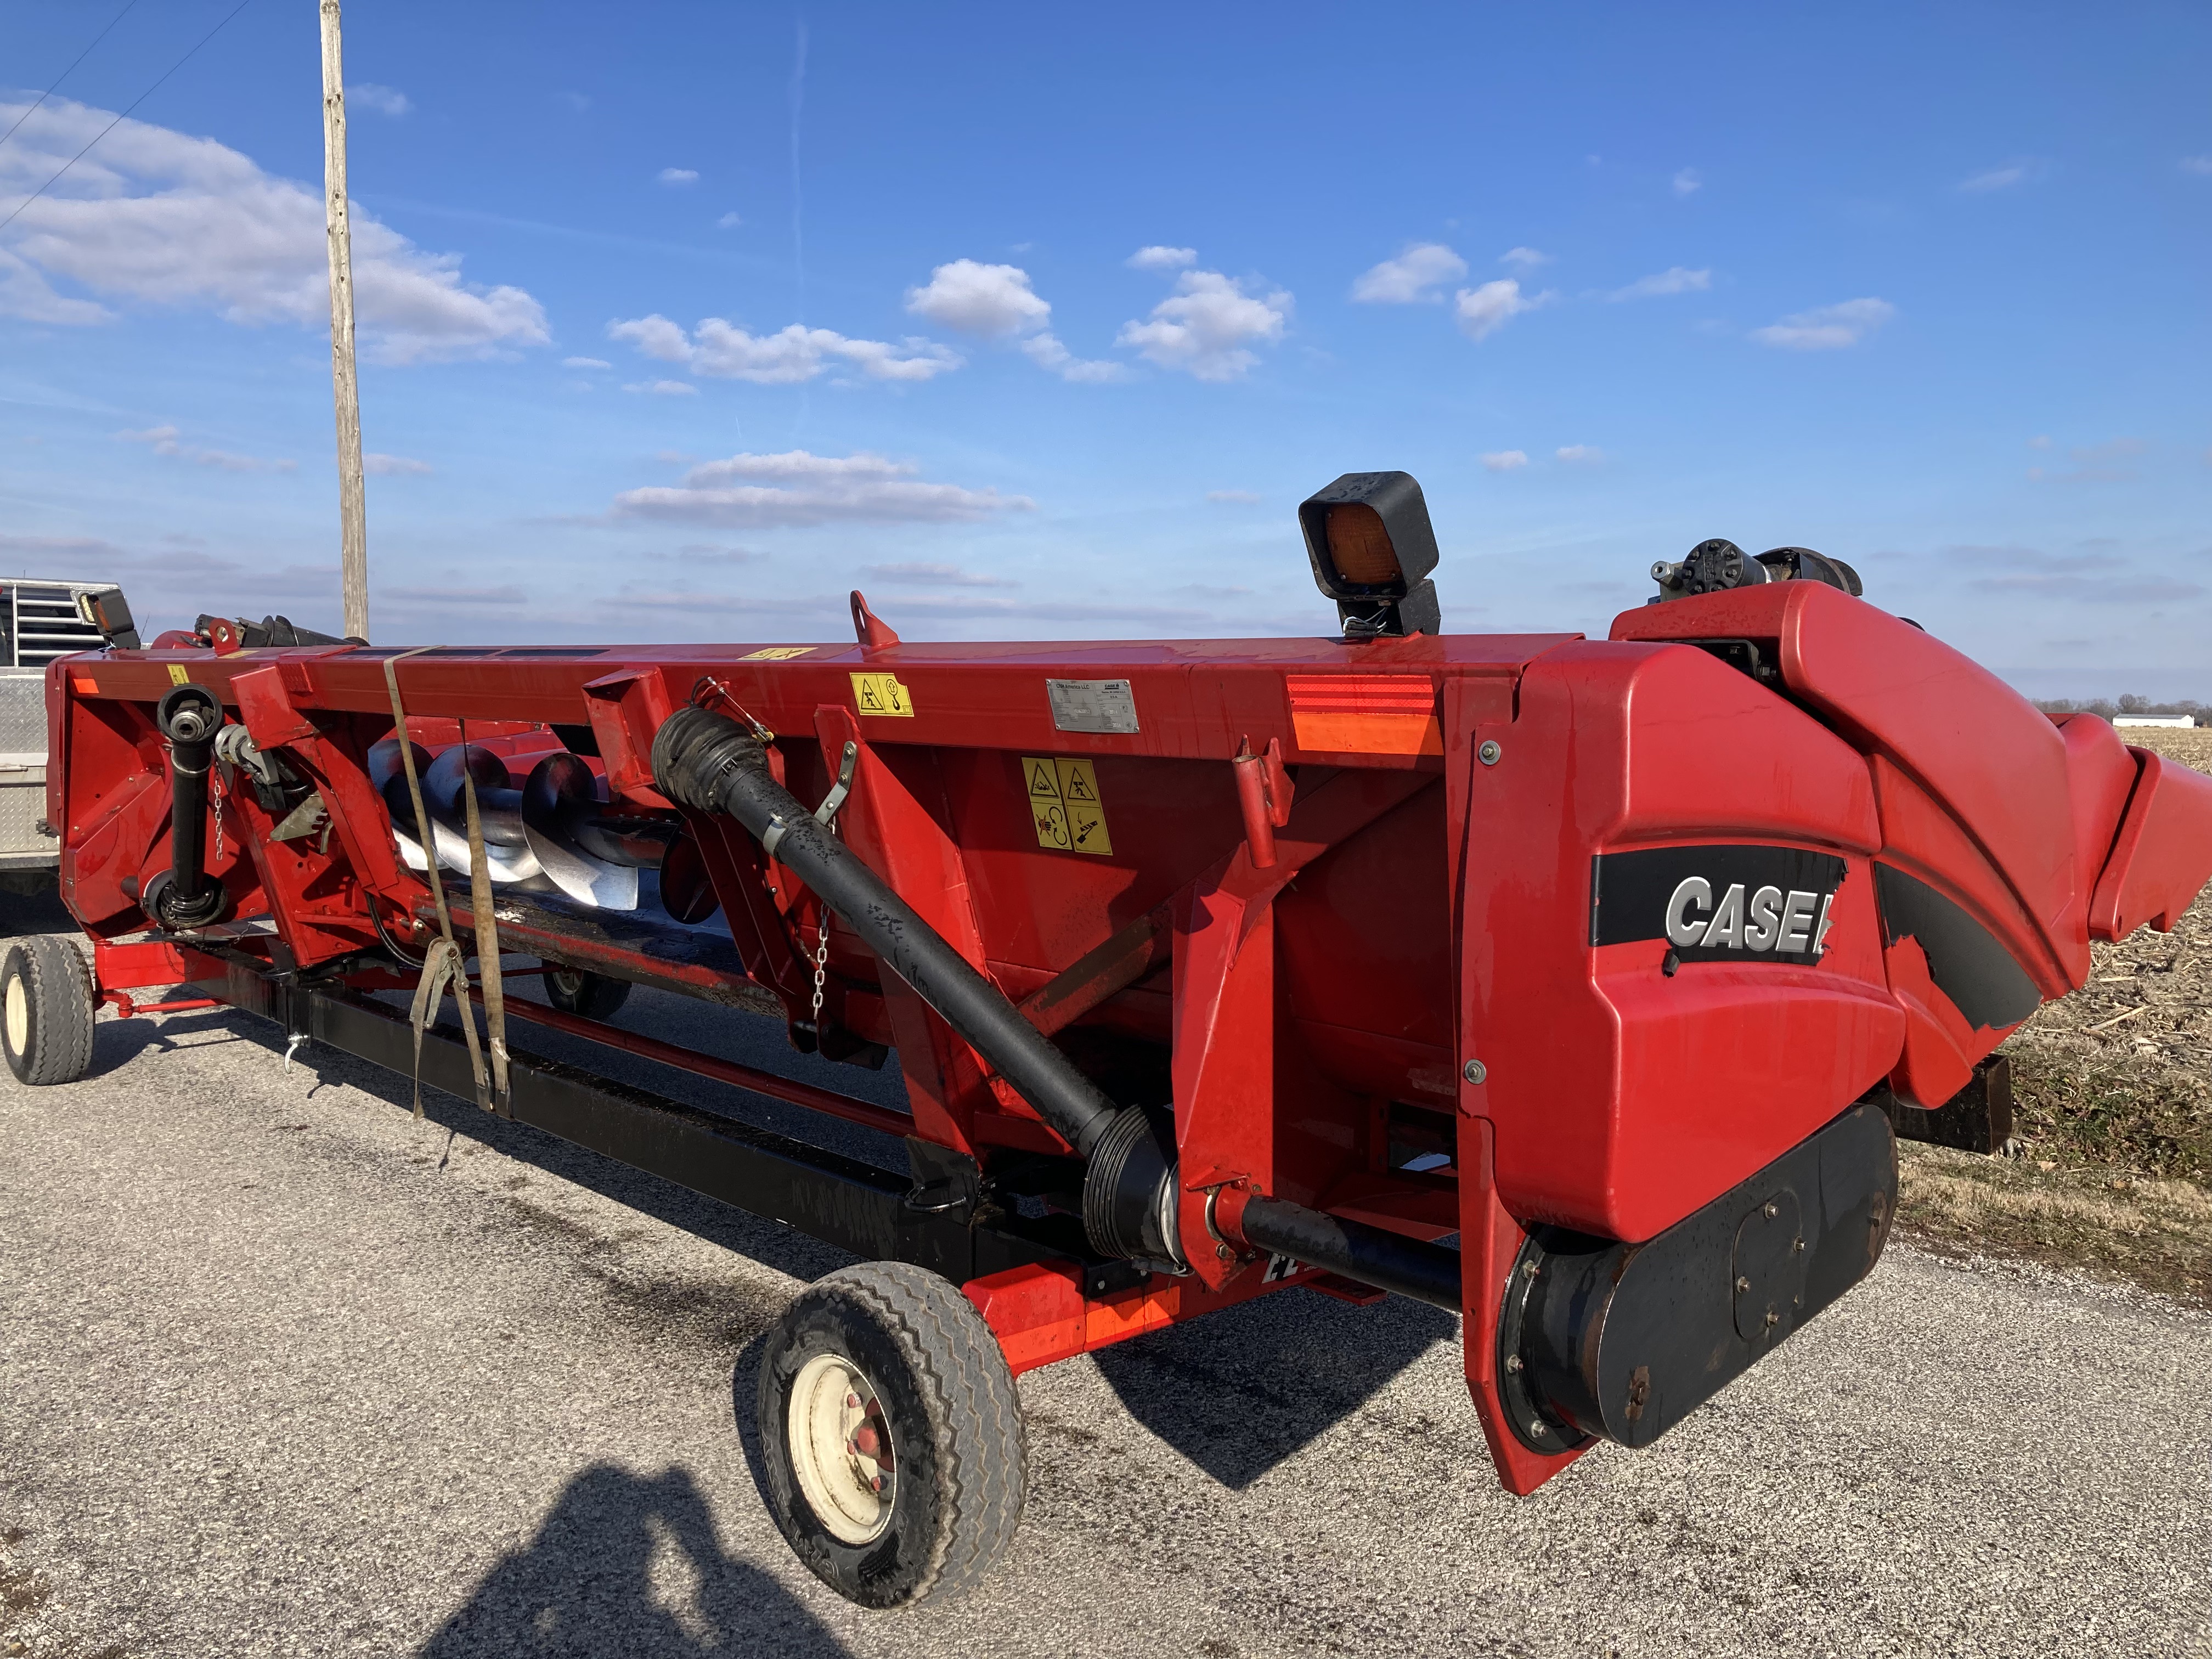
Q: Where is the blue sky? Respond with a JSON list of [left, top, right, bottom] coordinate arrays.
[[2, 1, 2208, 695]]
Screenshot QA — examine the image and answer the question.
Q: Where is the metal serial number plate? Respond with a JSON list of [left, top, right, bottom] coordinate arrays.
[[1045, 678, 1139, 735]]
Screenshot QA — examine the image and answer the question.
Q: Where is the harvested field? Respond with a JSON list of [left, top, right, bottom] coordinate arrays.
[[1897, 725, 2212, 1302]]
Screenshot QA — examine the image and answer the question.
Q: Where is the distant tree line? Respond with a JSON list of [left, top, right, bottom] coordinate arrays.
[[2034, 695, 2206, 725]]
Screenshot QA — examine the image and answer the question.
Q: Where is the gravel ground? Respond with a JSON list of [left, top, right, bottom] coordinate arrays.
[[4, 928, 2209, 1659]]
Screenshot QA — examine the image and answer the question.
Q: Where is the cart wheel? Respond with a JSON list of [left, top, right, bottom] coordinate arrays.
[[755, 1261, 1026, 1609], [1, 936, 97, 1086], [542, 965, 631, 1022]]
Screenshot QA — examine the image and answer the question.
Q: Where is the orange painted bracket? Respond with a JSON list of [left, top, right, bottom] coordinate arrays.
[[963, 1256, 1335, 1378]]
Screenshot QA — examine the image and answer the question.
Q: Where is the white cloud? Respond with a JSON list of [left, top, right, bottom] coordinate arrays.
[[1959, 163, 2028, 193], [1453, 278, 1549, 342], [363, 453, 433, 475], [624, 379, 698, 396], [1019, 331, 1126, 382], [859, 561, 1015, 588], [899, 259, 1124, 380], [1350, 243, 1466, 303], [1206, 489, 1260, 504], [1555, 444, 1604, 464], [1481, 450, 1528, 472], [606, 313, 962, 383], [1499, 246, 1551, 269], [116, 424, 295, 472], [348, 84, 411, 117], [1607, 266, 1711, 301], [658, 167, 699, 185], [612, 449, 1034, 527], [905, 259, 1051, 337], [0, 96, 548, 363], [1127, 245, 1197, 271], [1750, 297, 1895, 351], [1672, 168, 1702, 196], [716, 211, 743, 228], [1116, 269, 1291, 381], [562, 356, 612, 369], [2184, 157, 2212, 176], [607, 314, 693, 363]]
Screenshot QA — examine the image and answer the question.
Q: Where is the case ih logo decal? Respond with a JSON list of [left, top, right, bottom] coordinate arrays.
[[1590, 845, 1849, 966]]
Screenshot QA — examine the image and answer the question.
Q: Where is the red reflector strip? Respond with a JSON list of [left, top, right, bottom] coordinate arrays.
[[1284, 674, 1438, 716], [70, 674, 98, 696], [1285, 674, 1442, 756]]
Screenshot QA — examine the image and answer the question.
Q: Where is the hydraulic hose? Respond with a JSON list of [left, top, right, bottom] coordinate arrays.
[[651, 706, 1180, 1264], [145, 683, 227, 929]]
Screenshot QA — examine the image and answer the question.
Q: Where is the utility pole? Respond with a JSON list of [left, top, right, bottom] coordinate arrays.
[[320, 0, 369, 642]]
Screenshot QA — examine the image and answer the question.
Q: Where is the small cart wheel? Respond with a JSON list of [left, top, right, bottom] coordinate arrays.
[[1, 936, 97, 1086], [755, 1261, 1026, 1609], [542, 965, 631, 1022]]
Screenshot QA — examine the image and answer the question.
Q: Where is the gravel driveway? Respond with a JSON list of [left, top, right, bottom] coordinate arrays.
[[2, 898, 2208, 1658]]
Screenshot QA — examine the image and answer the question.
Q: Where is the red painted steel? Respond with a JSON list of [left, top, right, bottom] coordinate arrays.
[[479, 991, 918, 1141], [46, 585, 2212, 1500]]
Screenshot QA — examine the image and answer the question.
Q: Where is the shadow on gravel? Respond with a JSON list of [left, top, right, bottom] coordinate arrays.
[[1091, 1288, 1458, 1488], [418, 1463, 849, 1658]]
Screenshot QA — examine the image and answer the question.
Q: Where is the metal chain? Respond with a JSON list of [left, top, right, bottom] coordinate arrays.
[[210, 765, 227, 864], [809, 907, 832, 1029]]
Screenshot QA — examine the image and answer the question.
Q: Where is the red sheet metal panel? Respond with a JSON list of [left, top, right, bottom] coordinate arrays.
[[1462, 639, 1903, 1242]]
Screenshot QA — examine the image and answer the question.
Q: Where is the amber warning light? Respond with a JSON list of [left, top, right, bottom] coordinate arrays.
[[1297, 470, 1442, 640]]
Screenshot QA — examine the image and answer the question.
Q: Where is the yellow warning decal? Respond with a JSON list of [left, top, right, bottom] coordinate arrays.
[[743, 646, 813, 662], [851, 672, 915, 717], [166, 664, 190, 686], [1023, 755, 1113, 856]]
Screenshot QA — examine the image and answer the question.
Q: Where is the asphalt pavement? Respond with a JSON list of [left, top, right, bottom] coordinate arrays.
[[3, 903, 2208, 1658]]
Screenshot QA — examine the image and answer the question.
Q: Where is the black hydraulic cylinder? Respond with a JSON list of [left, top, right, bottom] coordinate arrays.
[[651, 706, 1178, 1262], [1236, 1193, 1464, 1311]]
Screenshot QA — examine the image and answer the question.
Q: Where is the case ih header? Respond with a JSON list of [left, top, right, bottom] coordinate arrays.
[[19, 475, 2212, 1607]]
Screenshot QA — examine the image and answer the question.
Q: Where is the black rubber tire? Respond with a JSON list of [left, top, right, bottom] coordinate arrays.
[[542, 965, 632, 1022], [755, 1262, 1026, 1610], [1, 936, 97, 1086]]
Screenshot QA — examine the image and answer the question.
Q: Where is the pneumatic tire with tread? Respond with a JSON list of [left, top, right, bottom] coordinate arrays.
[[1, 936, 97, 1086], [755, 1261, 1026, 1609], [543, 965, 632, 1022]]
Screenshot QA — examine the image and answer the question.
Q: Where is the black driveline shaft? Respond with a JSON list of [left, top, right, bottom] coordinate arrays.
[[651, 705, 1127, 1163]]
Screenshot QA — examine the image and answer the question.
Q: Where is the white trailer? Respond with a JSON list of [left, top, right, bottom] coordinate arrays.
[[0, 580, 132, 892]]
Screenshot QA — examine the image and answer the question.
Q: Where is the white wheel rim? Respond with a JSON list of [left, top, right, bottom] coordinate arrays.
[[5, 975, 26, 1056], [550, 970, 583, 998], [787, 1352, 895, 1545]]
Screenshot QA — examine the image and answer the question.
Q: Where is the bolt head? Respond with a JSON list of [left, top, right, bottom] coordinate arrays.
[[1504, 1353, 1523, 1373], [1528, 1419, 1548, 1438], [1763, 1200, 1779, 1219], [1764, 1310, 1780, 1327], [1735, 1275, 1752, 1293], [1463, 1058, 1487, 1086], [1477, 740, 1503, 766], [1216, 1242, 1235, 1263], [1521, 1259, 1540, 1278]]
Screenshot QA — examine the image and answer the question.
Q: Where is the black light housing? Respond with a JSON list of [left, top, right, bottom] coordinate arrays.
[[75, 586, 140, 651], [1299, 471, 1442, 639]]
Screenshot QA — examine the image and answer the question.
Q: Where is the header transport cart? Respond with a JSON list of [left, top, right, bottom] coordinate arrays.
[[18, 476, 2212, 1608]]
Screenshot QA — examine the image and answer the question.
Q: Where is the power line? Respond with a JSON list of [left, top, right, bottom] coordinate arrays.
[[0, 0, 144, 154], [0, 0, 253, 239]]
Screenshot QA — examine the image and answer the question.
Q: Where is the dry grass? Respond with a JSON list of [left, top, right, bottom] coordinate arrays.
[[1892, 726, 2212, 1303]]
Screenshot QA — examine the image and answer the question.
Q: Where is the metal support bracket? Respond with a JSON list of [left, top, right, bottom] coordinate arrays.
[[763, 740, 859, 858]]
